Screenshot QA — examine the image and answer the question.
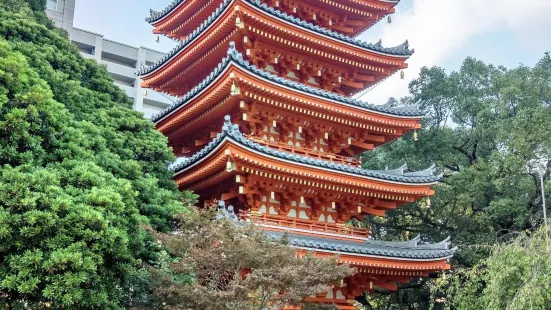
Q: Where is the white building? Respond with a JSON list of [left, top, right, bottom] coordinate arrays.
[[45, 0, 174, 118]]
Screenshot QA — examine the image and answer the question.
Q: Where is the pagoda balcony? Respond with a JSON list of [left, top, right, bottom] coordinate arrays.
[[239, 210, 371, 240], [248, 137, 361, 167]]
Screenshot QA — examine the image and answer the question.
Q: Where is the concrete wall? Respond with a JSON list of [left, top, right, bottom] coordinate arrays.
[[45, 0, 174, 119], [46, 0, 75, 32]]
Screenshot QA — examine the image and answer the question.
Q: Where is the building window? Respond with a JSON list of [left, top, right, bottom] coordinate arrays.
[[47, 0, 58, 11]]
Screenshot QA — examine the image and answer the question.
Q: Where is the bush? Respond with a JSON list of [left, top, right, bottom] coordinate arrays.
[[0, 2, 184, 308]]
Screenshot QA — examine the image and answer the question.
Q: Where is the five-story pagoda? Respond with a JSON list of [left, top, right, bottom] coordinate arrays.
[[141, 0, 455, 308]]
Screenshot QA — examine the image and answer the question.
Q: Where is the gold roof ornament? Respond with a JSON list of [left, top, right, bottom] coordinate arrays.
[[413, 129, 418, 141], [400, 70, 405, 79], [230, 81, 241, 95], [387, 15, 392, 23], [235, 15, 244, 28], [226, 158, 236, 172]]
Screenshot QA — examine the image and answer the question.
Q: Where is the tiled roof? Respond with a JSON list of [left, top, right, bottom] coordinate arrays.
[[139, 0, 234, 76], [146, 0, 402, 26], [151, 45, 425, 123], [216, 201, 454, 260], [141, 0, 413, 76], [266, 231, 456, 260], [146, 0, 187, 23], [170, 116, 443, 184], [247, 0, 413, 55]]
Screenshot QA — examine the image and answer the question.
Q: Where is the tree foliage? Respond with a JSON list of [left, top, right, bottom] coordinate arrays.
[[142, 207, 353, 310], [359, 54, 551, 308], [0, 2, 184, 308], [432, 226, 551, 310], [3, 0, 551, 309]]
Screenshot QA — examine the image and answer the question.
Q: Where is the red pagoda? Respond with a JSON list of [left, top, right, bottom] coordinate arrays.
[[140, 0, 455, 308]]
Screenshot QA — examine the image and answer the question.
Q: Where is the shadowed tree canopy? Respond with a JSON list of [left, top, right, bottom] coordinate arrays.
[[0, 0, 184, 308], [359, 54, 551, 309]]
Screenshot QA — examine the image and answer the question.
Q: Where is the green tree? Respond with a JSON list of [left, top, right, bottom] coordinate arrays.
[[0, 1, 184, 308], [432, 226, 551, 310], [358, 55, 551, 308], [141, 207, 352, 310]]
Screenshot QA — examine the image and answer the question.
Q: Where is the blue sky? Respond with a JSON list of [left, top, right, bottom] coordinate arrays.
[[73, 0, 551, 103]]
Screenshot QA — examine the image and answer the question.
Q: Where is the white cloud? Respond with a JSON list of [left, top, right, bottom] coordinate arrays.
[[358, 0, 551, 103]]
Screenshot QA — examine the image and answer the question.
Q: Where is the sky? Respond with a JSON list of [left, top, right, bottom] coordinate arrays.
[[74, 0, 551, 104]]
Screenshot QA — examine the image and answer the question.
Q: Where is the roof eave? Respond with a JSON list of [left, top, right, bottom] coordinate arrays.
[[293, 246, 455, 262], [172, 118, 441, 185], [150, 50, 426, 124], [140, 0, 414, 78]]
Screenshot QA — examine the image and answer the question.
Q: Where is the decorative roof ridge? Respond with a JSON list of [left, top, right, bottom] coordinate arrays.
[[266, 231, 456, 259], [150, 45, 425, 123], [150, 48, 233, 123], [404, 164, 437, 177], [245, 0, 414, 56], [139, 0, 233, 77], [369, 163, 441, 178], [147, 0, 187, 23], [146, 0, 402, 24], [369, 163, 408, 176], [140, 0, 413, 76], [223, 45, 422, 115], [416, 236, 453, 249], [171, 116, 442, 184], [363, 235, 453, 251]]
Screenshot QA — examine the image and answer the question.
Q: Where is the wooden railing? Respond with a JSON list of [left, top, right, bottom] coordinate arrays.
[[240, 211, 370, 238], [250, 138, 360, 167]]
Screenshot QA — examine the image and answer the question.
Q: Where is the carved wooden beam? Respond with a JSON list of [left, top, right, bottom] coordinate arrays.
[[221, 188, 239, 200], [354, 73, 376, 82], [341, 79, 365, 89], [373, 280, 398, 291], [332, 24, 354, 34], [364, 134, 386, 143], [365, 207, 385, 216], [181, 145, 199, 154], [195, 138, 210, 147], [374, 199, 397, 209], [350, 140, 375, 151]]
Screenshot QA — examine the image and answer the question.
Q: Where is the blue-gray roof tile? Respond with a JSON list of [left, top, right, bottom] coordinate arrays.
[[267, 231, 456, 260], [150, 45, 425, 123], [170, 115, 443, 184], [141, 0, 413, 77]]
